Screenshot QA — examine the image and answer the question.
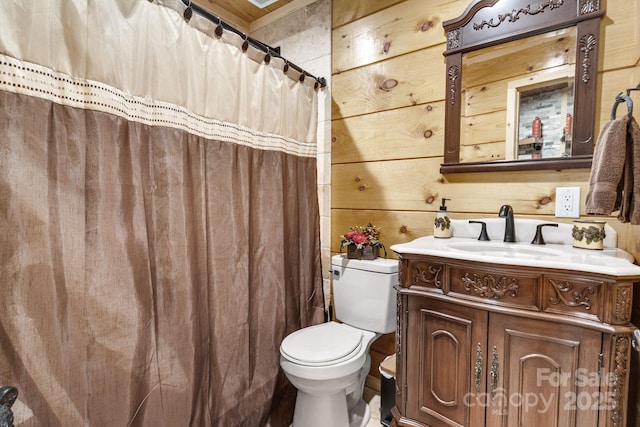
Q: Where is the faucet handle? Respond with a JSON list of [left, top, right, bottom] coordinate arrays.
[[469, 221, 490, 241], [530, 223, 559, 245]]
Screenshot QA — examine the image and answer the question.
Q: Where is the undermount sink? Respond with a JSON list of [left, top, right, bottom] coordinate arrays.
[[445, 241, 565, 258], [389, 219, 640, 277]]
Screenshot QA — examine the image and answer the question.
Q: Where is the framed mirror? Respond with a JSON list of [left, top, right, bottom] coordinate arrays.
[[441, 0, 605, 174]]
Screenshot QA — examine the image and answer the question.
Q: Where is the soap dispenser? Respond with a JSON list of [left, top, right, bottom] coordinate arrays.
[[434, 198, 452, 238]]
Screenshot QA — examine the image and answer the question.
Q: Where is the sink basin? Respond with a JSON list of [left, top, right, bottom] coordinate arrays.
[[445, 241, 565, 258]]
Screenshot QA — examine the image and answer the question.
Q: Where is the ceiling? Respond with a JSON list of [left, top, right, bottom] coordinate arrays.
[[201, 0, 301, 32]]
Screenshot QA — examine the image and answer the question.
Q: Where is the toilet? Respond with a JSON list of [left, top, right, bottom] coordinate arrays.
[[280, 254, 398, 427]]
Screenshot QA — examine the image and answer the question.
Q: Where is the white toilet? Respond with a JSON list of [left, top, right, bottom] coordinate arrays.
[[280, 254, 398, 427]]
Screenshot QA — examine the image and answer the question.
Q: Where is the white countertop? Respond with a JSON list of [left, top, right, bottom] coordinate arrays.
[[390, 222, 640, 278]]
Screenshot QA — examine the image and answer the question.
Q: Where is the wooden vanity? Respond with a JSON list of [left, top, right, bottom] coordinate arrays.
[[392, 249, 640, 427]]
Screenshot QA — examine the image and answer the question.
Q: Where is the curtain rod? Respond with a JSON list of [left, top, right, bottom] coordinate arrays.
[[179, 0, 327, 89]]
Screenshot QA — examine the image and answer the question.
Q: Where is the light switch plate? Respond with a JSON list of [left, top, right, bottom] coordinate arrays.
[[555, 187, 580, 218]]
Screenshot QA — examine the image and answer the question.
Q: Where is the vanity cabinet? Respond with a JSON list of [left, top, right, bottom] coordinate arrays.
[[394, 255, 638, 427]]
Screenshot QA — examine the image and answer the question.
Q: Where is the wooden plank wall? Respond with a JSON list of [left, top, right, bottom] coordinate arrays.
[[331, 0, 640, 391]]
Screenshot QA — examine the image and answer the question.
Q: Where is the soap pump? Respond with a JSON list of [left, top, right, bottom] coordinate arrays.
[[434, 198, 452, 238]]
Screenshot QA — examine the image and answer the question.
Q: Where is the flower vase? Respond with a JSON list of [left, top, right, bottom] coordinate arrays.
[[347, 243, 379, 260]]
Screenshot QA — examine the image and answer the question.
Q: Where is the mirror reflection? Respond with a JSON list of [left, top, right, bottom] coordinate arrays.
[[512, 74, 574, 160], [459, 27, 576, 163]]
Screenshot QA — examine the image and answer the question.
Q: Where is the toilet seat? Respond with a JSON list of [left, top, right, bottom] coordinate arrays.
[[280, 322, 363, 367]]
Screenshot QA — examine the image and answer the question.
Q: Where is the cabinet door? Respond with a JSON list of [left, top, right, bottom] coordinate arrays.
[[486, 313, 602, 427], [406, 296, 487, 427]]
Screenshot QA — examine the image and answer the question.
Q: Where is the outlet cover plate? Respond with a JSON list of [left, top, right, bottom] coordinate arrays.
[[555, 187, 580, 218]]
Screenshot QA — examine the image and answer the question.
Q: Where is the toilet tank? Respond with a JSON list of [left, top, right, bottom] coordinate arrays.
[[330, 254, 399, 333]]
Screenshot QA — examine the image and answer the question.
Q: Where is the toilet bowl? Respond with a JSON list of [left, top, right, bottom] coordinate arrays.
[[280, 322, 378, 427], [280, 254, 398, 427]]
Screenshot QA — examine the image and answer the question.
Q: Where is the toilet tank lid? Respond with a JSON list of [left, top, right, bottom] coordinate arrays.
[[331, 254, 398, 274]]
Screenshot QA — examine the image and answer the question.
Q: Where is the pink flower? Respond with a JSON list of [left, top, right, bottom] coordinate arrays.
[[344, 231, 356, 240], [351, 232, 368, 244], [339, 223, 386, 257]]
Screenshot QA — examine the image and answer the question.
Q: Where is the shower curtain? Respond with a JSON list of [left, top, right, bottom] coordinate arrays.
[[0, 1, 325, 426]]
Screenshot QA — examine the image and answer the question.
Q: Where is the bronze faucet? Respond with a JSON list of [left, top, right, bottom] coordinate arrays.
[[498, 205, 516, 242]]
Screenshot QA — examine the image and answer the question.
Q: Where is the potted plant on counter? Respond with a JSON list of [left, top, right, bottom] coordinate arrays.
[[339, 223, 387, 260]]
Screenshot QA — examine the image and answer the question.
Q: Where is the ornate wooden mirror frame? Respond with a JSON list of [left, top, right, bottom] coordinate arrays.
[[441, 0, 604, 174]]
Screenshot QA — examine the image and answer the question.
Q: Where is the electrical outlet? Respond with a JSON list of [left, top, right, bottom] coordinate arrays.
[[555, 187, 580, 218]]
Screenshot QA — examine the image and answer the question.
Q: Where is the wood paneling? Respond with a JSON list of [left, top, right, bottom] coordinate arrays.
[[332, 45, 445, 119], [599, 68, 640, 125], [332, 0, 462, 73], [204, 0, 296, 29], [332, 158, 442, 211], [332, 209, 433, 258], [600, 0, 640, 72], [366, 332, 396, 392], [332, 0, 405, 29], [332, 158, 589, 212], [460, 110, 506, 161], [462, 29, 576, 88], [204, 0, 320, 32], [332, 102, 444, 164]]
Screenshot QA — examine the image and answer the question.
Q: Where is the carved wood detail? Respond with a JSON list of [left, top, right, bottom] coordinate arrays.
[[447, 28, 461, 50], [548, 279, 594, 310], [611, 335, 630, 427], [579, 33, 597, 83], [396, 292, 402, 359], [447, 65, 459, 106], [413, 263, 443, 288], [579, 0, 600, 14], [461, 273, 519, 299], [614, 285, 632, 322], [473, 0, 564, 31]]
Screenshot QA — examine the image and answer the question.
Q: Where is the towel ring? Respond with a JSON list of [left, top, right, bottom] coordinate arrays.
[[610, 92, 633, 120]]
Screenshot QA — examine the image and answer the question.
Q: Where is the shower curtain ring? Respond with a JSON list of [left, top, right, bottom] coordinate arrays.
[[242, 36, 249, 52], [215, 23, 224, 37], [183, 0, 193, 22], [283, 61, 289, 73]]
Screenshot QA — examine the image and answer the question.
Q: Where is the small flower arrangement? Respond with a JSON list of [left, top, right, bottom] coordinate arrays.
[[340, 223, 387, 259]]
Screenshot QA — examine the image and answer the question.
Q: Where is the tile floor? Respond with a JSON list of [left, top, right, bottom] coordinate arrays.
[[363, 388, 382, 427]]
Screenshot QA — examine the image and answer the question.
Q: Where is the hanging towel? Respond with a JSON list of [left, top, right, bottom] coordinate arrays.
[[585, 116, 630, 215], [586, 115, 640, 224], [618, 117, 640, 223]]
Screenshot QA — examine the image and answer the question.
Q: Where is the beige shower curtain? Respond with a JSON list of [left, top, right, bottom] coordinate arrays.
[[0, 1, 324, 426]]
